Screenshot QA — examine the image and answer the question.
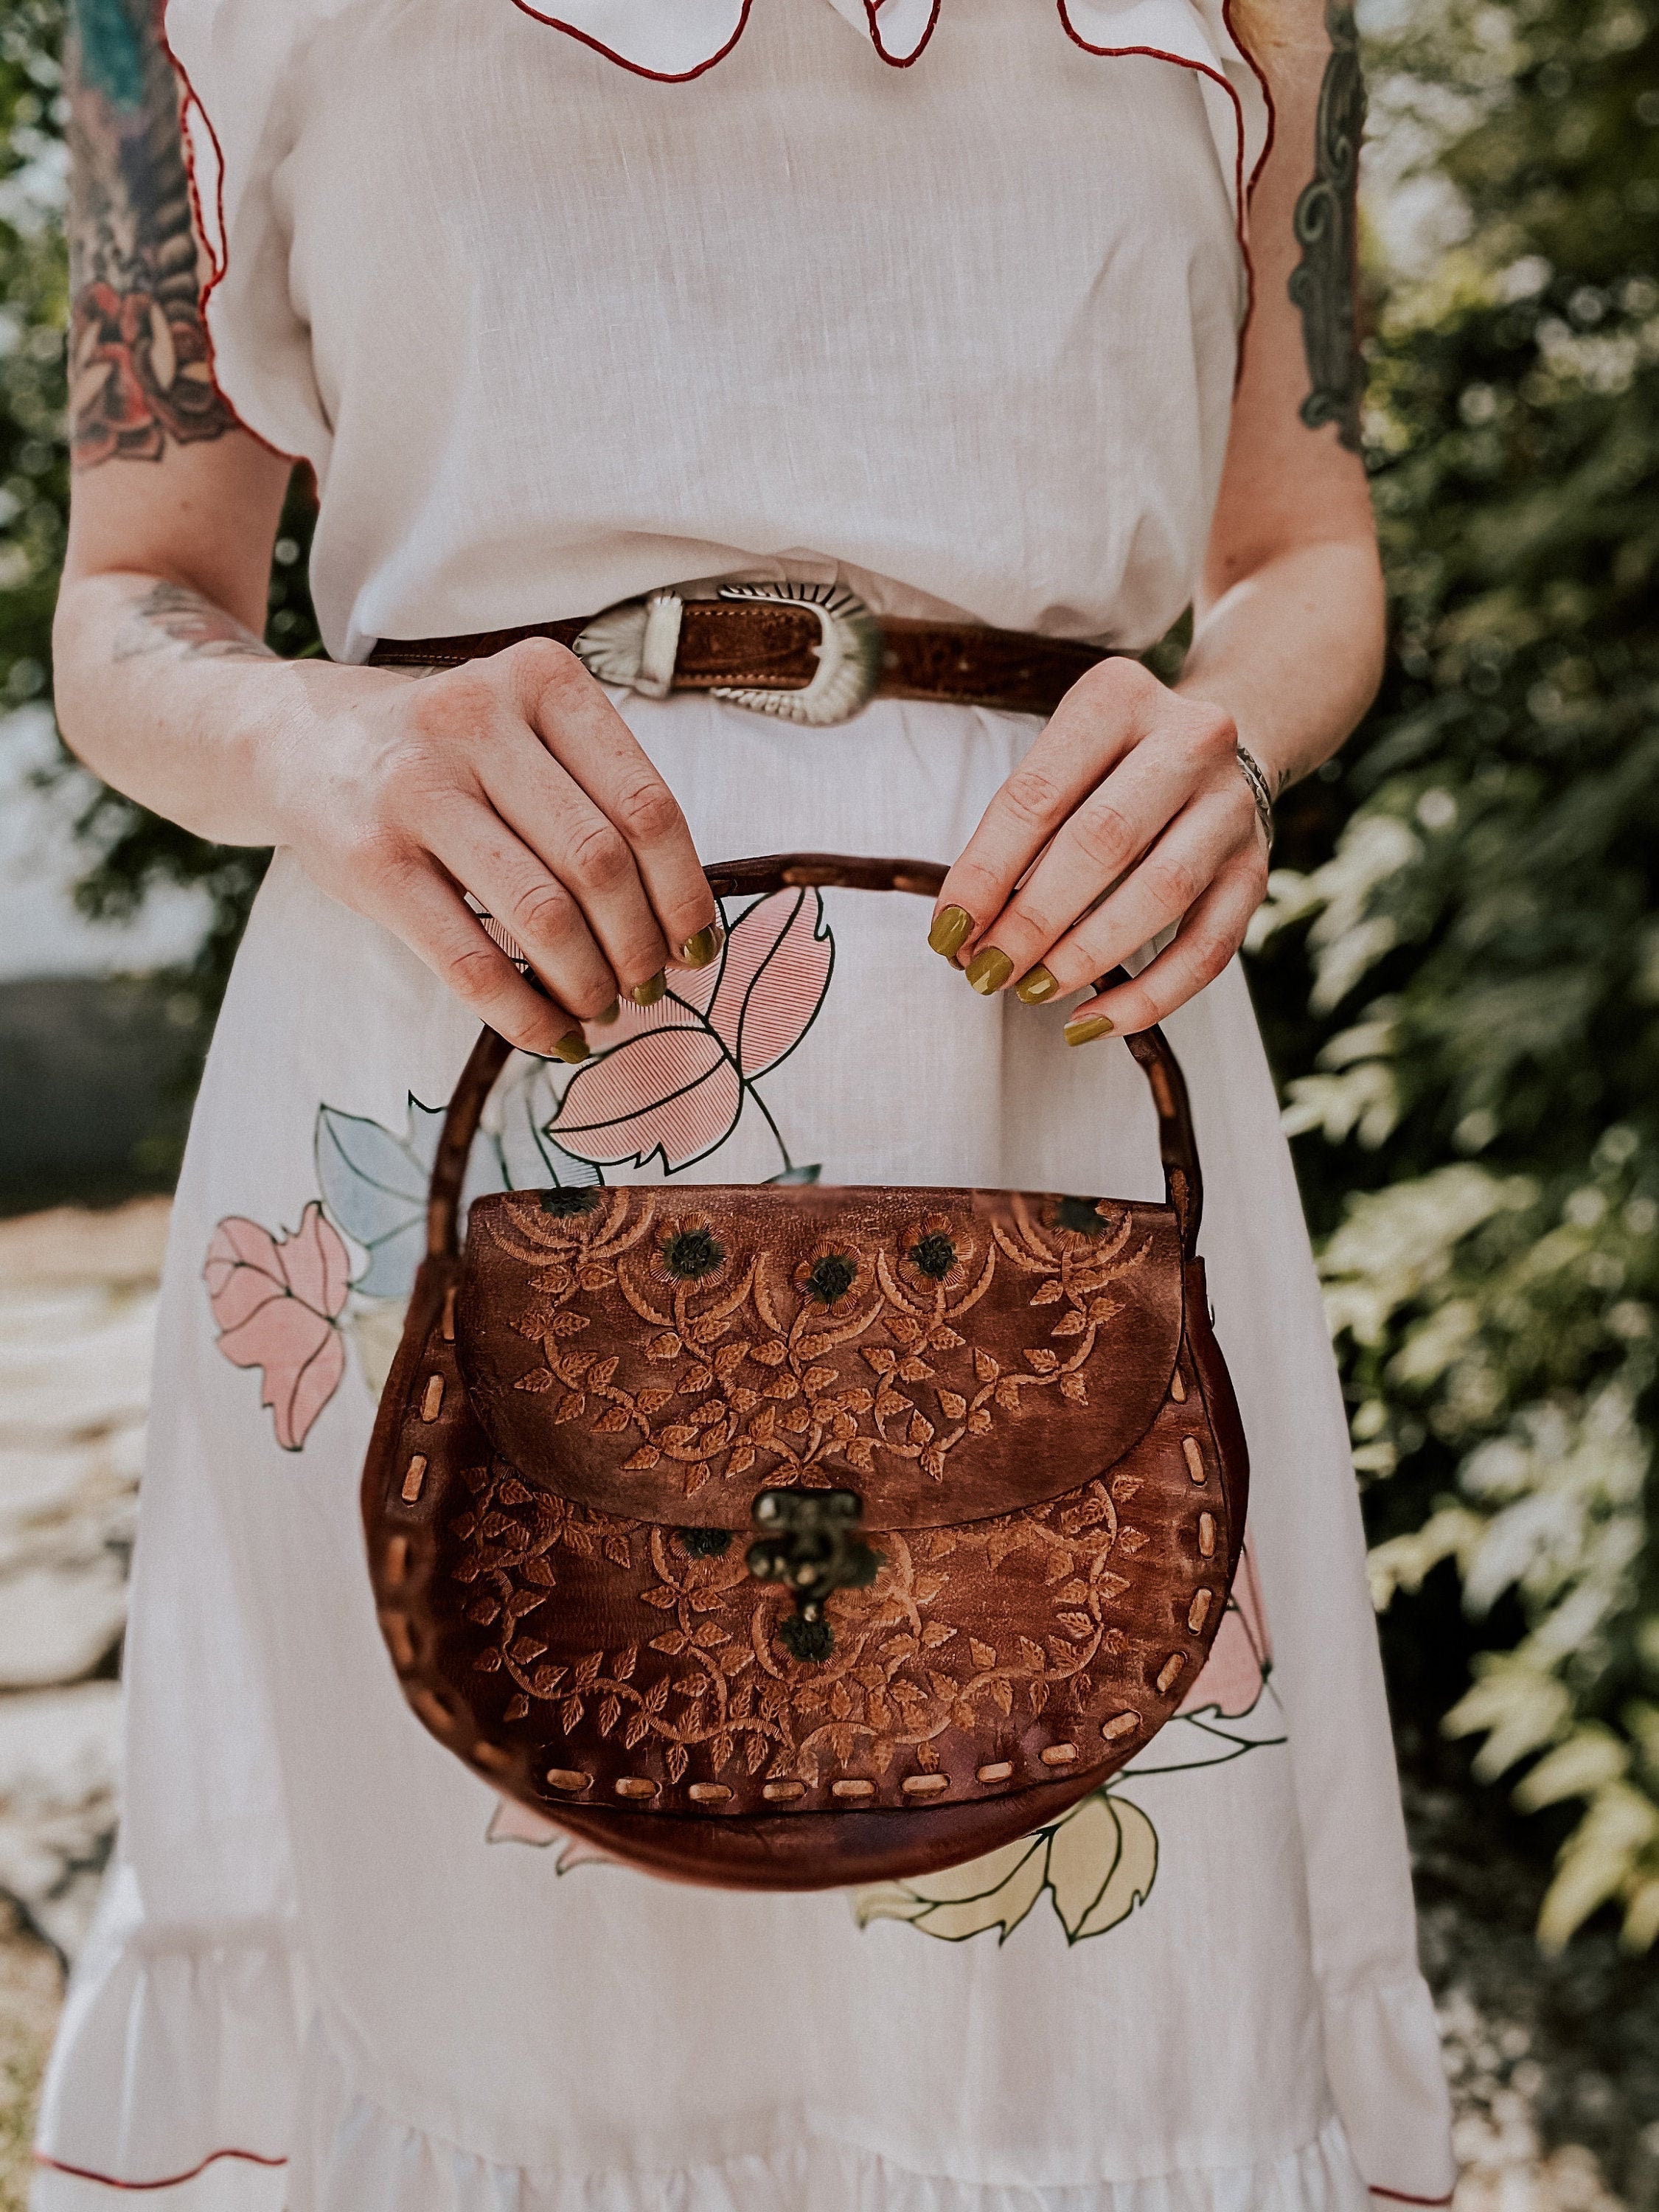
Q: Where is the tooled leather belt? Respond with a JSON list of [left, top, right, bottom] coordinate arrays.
[[367, 581, 1113, 726]]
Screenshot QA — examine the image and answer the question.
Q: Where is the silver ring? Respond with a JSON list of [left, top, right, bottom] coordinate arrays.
[[1234, 742, 1275, 852]]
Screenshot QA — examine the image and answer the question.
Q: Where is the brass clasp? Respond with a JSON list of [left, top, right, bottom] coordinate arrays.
[[747, 1488, 880, 1661]]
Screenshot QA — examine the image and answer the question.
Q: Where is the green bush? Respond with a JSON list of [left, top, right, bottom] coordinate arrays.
[[1252, 0, 1659, 1949]]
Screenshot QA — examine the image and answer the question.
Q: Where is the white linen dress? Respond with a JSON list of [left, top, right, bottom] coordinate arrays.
[[33, 1, 1458, 2205]]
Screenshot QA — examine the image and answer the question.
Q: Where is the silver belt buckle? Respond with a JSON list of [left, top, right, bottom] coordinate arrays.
[[572, 581, 883, 727]]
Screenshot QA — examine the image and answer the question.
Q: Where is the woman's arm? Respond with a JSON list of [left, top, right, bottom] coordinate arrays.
[[928, 0, 1380, 1039], [55, 0, 717, 1062]]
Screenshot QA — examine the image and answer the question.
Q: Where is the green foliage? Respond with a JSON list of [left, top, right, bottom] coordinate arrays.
[[1253, 0, 1659, 1947], [0, 1, 69, 713]]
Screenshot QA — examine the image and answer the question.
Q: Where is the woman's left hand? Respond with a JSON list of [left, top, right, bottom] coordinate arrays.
[[927, 658, 1271, 1041]]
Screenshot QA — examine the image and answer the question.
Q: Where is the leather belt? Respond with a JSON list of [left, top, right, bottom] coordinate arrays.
[[367, 582, 1111, 726]]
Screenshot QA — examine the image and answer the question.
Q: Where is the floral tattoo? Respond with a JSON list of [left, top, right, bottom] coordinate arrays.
[[111, 580, 275, 661], [66, 0, 237, 467], [1287, 2, 1367, 453]]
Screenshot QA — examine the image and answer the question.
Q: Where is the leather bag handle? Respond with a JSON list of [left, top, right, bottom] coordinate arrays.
[[425, 854, 1203, 1264]]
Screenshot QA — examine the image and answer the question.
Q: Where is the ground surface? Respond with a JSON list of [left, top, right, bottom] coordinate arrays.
[[0, 1200, 1652, 2207]]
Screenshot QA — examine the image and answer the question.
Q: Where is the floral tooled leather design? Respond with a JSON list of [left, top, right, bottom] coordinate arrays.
[[453, 1450, 1157, 1792], [369, 1255, 1231, 1831], [456, 1184, 1185, 1530], [362, 854, 1248, 1888]]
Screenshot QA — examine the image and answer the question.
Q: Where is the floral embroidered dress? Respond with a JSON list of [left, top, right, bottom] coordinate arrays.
[[35, 1, 1456, 2205]]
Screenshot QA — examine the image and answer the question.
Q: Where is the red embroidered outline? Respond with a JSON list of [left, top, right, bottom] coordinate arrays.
[[34, 2146, 288, 2192], [1368, 2191, 1455, 2207], [863, 0, 944, 67], [1054, 1, 1276, 378], [1221, 0, 1276, 201], [156, 8, 301, 467], [504, 0, 754, 81]]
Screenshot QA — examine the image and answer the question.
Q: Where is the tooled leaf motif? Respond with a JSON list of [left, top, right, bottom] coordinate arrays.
[[493, 1191, 1154, 1498], [453, 1457, 1133, 1790]]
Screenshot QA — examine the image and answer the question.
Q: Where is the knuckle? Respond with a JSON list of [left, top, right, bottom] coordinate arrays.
[[508, 877, 577, 947], [1086, 656, 1158, 708], [565, 975, 617, 1020], [998, 902, 1051, 953], [563, 821, 632, 894], [503, 633, 580, 688], [1000, 764, 1067, 828], [1144, 855, 1202, 912], [1184, 700, 1238, 756], [1186, 928, 1234, 984], [414, 670, 488, 735], [947, 862, 1004, 916], [1071, 799, 1137, 868], [1043, 945, 1091, 993], [610, 775, 684, 847], [502, 1005, 565, 1054], [442, 942, 507, 1004], [342, 818, 410, 886]]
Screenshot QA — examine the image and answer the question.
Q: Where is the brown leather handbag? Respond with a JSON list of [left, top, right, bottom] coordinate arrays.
[[362, 854, 1248, 1891]]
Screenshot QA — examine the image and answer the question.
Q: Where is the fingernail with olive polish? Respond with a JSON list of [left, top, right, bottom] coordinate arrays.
[[965, 946, 1013, 997], [1015, 964, 1059, 1005], [928, 905, 974, 961], [630, 970, 667, 1006], [1064, 1014, 1116, 1048], [591, 1000, 621, 1026], [552, 1028, 591, 1065], [680, 924, 723, 970]]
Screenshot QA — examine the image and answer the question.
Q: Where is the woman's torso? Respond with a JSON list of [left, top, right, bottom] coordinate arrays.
[[170, 0, 1260, 659]]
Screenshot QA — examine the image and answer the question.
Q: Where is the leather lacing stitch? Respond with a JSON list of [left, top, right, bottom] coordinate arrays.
[[378, 1301, 1224, 1812]]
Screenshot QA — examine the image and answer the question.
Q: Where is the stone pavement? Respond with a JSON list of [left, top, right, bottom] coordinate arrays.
[[0, 1200, 1640, 2207]]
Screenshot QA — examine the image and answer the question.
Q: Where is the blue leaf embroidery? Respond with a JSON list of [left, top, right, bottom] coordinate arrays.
[[316, 1071, 596, 1300], [315, 1100, 446, 1298]]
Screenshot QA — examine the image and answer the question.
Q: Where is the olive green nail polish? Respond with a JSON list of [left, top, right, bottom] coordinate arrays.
[[1015, 964, 1060, 1005], [1064, 1014, 1116, 1048], [928, 905, 974, 961], [680, 924, 723, 969], [965, 946, 1013, 996], [591, 1000, 621, 1026], [552, 1028, 591, 1064], [630, 970, 667, 1006]]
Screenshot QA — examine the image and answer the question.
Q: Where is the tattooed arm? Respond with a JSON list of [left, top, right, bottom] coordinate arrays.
[[55, 0, 717, 1059], [66, 0, 237, 464], [929, 0, 1380, 1035], [1173, 0, 1381, 796]]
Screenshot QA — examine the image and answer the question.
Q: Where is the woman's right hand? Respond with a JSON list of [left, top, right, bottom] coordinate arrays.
[[274, 636, 721, 1061]]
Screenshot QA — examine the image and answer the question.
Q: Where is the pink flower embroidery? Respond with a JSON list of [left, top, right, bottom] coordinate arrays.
[[548, 888, 833, 1175], [1180, 1542, 1271, 1719], [204, 1202, 350, 1450]]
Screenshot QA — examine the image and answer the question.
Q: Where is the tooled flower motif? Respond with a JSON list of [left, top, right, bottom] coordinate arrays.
[[1048, 1194, 1113, 1242], [795, 1242, 861, 1307], [501, 1190, 1156, 1496], [653, 1217, 728, 1286], [896, 1211, 971, 1295], [539, 1185, 604, 1221]]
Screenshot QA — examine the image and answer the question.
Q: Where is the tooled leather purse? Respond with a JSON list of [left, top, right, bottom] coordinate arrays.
[[362, 852, 1248, 1891]]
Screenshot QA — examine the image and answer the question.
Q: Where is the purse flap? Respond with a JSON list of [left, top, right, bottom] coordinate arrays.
[[454, 1185, 1184, 1531]]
